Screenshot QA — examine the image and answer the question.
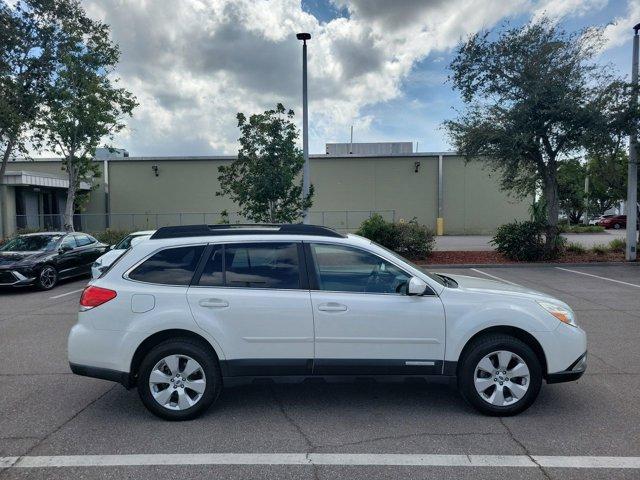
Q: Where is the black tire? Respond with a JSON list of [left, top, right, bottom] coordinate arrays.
[[613, 223, 621, 230], [36, 265, 58, 290], [457, 334, 542, 416], [137, 338, 222, 421]]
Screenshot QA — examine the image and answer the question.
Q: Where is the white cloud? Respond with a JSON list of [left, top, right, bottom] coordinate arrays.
[[79, 0, 615, 155], [602, 0, 640, 50], [531, 0, 608, 22]]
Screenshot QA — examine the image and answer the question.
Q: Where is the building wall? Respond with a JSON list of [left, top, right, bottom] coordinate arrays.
[[3, 154, 530, 235], [4, 160, 107, 231], [443, 157, 530, 234], [105, 154, 528, 233]]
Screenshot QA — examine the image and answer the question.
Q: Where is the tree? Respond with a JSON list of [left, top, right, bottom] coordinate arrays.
[[1, 0, 62, 183], [217, 103, 314, 223], [445, 18, 639, 257], [586, 150, 627, 215], [557, 159, 586, 224], [37, 0, 136, 231]]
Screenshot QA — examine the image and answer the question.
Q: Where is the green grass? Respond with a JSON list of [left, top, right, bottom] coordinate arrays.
[[565, 242, 586, 254], [608, 238, 626, 253], [591, 243, 609, 255]]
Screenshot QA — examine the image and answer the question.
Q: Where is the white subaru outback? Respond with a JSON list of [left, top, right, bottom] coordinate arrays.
[[68, 224, 586, 420]]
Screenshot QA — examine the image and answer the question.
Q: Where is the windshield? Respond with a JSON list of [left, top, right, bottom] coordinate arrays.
[[0, 235, 62, 252], [369, 240, 446, 287], [114, 234, 136, 250]]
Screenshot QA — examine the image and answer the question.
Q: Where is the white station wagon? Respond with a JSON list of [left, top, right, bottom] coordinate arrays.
[[68, 224, 586, 420]]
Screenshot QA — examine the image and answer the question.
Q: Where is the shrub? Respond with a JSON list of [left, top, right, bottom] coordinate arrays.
[[608, 238, 626, 253], [91, 229, 131, 247], [356, 214, 396, 248], [356, 214, 435, 259], [491, 220, 546, 261], [591, 243, 609, 255], [565, 242, 586, 254]]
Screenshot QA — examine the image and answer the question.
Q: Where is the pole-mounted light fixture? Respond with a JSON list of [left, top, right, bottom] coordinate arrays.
[[296, 32, 311, 224]]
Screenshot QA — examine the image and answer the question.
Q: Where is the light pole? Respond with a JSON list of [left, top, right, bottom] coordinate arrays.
[[626, 24, 639, 261], [296, 32, 311, 224]]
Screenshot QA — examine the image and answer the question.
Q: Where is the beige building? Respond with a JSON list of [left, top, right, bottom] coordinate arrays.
[[0, 149, 529, 237]]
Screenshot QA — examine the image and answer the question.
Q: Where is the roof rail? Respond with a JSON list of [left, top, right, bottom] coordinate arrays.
[[149, 224, 345, 240]]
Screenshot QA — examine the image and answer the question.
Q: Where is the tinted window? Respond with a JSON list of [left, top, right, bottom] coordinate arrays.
[[311, 244, 411, 294], [198, 245, 224, 286], [60, 236, 76, 250], [129, 246, 205, 285], [198, 242, 300, 289], [75, 234, 94, 247]]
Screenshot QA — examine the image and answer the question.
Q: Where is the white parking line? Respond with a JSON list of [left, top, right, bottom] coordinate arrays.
[[555, 267, 640, 289], [1, 453, 640, 469], [49, 288, 84, 299], [470, 268, 520, 286]]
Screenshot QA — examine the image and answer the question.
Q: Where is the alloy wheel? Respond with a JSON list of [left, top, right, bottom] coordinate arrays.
[[473, 350, 530, 407], [148, 354, 207, 411], [39, 267, 57, 289]]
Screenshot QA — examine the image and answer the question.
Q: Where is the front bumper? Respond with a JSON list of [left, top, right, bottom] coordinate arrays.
[[0, 269, 36, 286], [546, 352, 587, 384]]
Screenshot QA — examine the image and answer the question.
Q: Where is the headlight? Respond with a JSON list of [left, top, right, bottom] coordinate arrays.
[[537, 301, 576, 327]]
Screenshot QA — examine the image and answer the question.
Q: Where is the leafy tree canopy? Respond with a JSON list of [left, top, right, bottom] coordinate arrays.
[[34, 0, 136, 230], [445, 17, 639, 255], [217, 103, 314, 223]]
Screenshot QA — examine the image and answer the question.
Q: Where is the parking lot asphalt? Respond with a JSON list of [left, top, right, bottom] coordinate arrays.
[[1, 265, 639, 479]]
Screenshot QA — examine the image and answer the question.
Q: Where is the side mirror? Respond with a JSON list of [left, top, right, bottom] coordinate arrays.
[[59, 244, 73, 253], [407, 276, 428, 296], [108, 244, 115, 251]]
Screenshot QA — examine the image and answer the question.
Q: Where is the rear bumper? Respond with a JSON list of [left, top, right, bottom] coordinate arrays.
[[69, 363, 133, 388], [546, 352, 587, 384]]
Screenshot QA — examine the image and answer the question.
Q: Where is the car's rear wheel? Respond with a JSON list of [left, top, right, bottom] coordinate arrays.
[[37, 265, 58, 290], [458, 334, 542, 416], [137, 339, 221, 420], [613, 223, 621, 230]]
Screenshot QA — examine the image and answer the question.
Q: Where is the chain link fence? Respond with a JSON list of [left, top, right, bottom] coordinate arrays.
[[15, 210, 396, 234]]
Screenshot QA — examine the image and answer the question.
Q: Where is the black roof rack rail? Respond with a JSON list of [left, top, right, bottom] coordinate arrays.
[[150, 223, 345, 240]]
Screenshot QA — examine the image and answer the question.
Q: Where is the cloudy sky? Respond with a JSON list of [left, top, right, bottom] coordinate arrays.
[[82, 0, 639, 156]]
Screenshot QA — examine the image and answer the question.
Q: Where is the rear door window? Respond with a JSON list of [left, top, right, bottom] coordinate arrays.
[[197, 242, 301, 289], [128, 245, 205, 285], [75, 234, 94, 247]]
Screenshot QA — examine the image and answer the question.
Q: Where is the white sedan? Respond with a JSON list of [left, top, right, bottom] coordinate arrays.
[[90, 230, 155, 279]]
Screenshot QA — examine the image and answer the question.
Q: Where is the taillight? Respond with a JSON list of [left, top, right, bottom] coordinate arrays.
[[80, 286, 117, 310]]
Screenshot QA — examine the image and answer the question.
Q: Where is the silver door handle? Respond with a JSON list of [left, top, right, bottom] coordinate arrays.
[[318, 302, 348, 312], [199, 298, 229, 308]]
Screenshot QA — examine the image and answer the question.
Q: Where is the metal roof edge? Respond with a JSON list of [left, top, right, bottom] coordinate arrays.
[[12, 151, 461, 163]]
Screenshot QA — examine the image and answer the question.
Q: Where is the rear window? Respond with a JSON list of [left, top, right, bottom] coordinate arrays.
[[197, 242, 300, 289], [128, 245, 205, 285], [75, 234, 95, 247]]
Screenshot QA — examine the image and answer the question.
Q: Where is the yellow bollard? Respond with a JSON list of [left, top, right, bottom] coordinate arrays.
[[436, 217, 444, 236]]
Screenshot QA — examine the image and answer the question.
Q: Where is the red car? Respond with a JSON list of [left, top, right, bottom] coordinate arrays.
[[598, 215, 638, 230]]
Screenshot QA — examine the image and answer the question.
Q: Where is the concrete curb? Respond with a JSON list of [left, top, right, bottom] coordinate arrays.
[[419, 262, 639, 269]]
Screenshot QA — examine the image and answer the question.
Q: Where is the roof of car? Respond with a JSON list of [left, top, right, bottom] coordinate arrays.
[[20, 231, 67, 236], [150, 224, 345, 240]]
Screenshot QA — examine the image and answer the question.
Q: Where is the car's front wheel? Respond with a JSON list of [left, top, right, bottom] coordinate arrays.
[[37, 265, 58, 290], [458, 334, 542, 416], [137, 338, 222, 420]]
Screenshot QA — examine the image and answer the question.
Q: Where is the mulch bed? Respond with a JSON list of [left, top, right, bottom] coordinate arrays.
[[415, 250, 626, 265]]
